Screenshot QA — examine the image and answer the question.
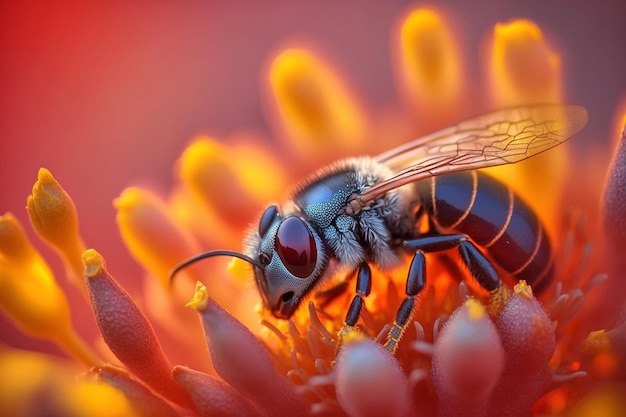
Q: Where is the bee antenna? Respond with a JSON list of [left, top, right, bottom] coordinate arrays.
[[169, 250, 264, 286]]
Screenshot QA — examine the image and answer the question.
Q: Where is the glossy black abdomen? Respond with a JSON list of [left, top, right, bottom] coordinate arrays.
[[418, 170, 553, 292]]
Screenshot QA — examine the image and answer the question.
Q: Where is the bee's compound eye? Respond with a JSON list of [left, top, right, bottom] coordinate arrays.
[[259, 205, 279, 238], [275, 216, 317, 278]]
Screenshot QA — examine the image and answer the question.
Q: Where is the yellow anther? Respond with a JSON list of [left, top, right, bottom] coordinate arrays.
[[396, 8, 462, 112], [341, 327, 367, 344], [114, 187, 201, 287], [186, 281, 209, 311], [268, 48, 365, 156], [513, 280, 534, 299], [465, 298, 486, 321], [81, 248, 105, 278], [26, 168, 86, 282], [583, 330, 611, 355]]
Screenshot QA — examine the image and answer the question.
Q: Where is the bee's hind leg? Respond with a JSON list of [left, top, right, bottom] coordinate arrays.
[[383, 249, 426, 354], [382, 234, 503, 354], [404, 234, 511, 318]]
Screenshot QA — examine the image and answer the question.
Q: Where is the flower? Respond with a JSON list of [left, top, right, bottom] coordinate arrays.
[[2, 3, 626, 417]]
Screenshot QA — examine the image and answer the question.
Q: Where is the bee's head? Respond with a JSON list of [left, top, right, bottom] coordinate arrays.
[[243, 204, 327, 319], [169, 204, 327, 320]]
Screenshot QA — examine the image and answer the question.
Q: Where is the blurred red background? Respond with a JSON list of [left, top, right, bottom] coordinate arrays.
[[1, 1, 625, 355]]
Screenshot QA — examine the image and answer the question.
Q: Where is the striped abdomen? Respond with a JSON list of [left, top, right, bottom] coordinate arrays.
[[418, 170, 553, 292]]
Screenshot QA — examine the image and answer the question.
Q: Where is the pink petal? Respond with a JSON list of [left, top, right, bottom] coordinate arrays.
[[173, 365, 263, 417], [335, 335, 413, 417], [602, 124, 626, 325], [83, 249, 194, 410], [432, 299, 504, 417], [488, 282, 556, 417], [189, 284, 310, 417], [603, 124, 626, 248], [496, 282, 555, 366]]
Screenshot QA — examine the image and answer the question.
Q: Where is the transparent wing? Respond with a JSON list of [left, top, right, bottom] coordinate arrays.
[[359, 104, 587, 203]]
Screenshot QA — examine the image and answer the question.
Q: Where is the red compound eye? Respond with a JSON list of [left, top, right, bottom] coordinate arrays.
[[275, 216, 317, 278]]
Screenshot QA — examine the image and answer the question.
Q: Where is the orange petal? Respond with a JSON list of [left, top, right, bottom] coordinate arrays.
[[488, 19, 562, 106], [0, 213, 99, 366], [0, 347, 129, 417], [567, 384, 626, 417], [167, 185, 235, 249], [114, 187, 201, 287], [58, 380, 135, 417], [483, 20, 568, 233], [0, 212, 39, 264], [176, 137, 286, 232], [0, 347, 71, 416], [267, 48, 365, 157], [26, 168, 86, 287], [394, 8, 463, 118]]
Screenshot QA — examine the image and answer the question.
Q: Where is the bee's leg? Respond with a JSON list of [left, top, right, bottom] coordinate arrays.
[[383, 249, 425, 353], [336, 263, 372, 354], [343, 262, 372, 327], [404, 234, 510, 316]]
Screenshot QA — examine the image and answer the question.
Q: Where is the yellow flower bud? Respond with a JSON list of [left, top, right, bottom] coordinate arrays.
[[395, 8, 462, 117], [0, 216, 98, 366], [114, 187, 201, 287], [26, 168, 86, 284], [488, 19, 561, 106], [268, 48, 365, 156]]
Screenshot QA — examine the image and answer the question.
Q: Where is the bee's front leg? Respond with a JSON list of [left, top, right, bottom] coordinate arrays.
[[335, 262, 372, 356]]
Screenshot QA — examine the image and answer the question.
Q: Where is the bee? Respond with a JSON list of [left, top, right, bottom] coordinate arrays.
[[171, 104, 587, 352]]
